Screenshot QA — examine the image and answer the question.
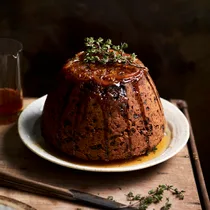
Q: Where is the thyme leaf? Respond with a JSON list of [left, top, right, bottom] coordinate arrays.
[[83, 37, 137, 65]]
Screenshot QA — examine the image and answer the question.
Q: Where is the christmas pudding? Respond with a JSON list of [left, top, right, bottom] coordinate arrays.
[[41, 38, 165, 161]]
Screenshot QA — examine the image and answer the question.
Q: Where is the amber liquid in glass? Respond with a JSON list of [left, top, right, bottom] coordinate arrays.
[[0, 88, 23, 124]]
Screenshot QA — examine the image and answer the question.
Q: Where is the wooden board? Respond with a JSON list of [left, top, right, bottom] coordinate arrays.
[[0, 99, 202, 210]]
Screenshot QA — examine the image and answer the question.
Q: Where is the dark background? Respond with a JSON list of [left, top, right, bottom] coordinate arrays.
[[0, 0, 209, 195]]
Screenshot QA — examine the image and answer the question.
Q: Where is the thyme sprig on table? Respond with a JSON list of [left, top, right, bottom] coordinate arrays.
[[125, 184, 185, 210], [83, 37, 137, 65]]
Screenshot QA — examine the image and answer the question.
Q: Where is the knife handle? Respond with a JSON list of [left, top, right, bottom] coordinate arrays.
[[0, 171, 136, 210], [0, 171, 74, 200]]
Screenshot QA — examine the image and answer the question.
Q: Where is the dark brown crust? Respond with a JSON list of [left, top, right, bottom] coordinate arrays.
[[41, 54, 165, 161]]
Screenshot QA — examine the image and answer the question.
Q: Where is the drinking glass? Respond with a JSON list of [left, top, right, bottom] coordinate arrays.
[[0, 38, 23, 124]]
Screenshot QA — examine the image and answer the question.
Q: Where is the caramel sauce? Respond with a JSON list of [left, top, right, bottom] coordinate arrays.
[[48, 125, 171, 168], [63, 52, 147, 86], [0, 88, 23, 124]]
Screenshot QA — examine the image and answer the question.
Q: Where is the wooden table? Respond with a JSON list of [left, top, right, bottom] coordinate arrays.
[[0, 99, 206, 210]]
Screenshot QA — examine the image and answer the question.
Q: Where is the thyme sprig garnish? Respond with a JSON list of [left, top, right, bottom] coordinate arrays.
[[125, 184, 185, 210], [83, 37, 137, 65]]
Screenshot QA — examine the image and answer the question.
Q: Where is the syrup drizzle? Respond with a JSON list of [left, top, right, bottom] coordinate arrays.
[[101, 93, 109, 161], [132, 80, 150, 150], [57, 84, 74, 151], [75, 85, 86, 128], [73, 87, 87, 155], [82, 90, 89, 123], [123, 84, 132, 157], [144, 72, 163, 114]]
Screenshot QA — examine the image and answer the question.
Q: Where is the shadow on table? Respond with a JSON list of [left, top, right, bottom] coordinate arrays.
[[1, 124, 169, 192]]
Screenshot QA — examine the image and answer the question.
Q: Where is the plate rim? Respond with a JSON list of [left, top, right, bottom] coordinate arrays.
[[18, 95, 190, 172]]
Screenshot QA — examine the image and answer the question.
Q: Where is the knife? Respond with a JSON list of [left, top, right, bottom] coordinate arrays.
[[0, 171, 136, 210], [69, 189, 136, 209]]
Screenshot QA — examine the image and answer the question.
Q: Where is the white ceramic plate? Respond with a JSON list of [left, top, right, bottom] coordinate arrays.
[[18, 95, 189, 172]]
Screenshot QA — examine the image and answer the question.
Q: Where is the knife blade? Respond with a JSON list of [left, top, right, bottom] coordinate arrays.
[[69, 189, 136, 210]]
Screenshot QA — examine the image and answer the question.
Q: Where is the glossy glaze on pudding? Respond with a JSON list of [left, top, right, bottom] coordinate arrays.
[[41, 52, 165, 161]]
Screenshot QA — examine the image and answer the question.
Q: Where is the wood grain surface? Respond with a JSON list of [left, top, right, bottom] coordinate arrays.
[[0, 99, 202, 210], [0, 195, 36, 210]]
